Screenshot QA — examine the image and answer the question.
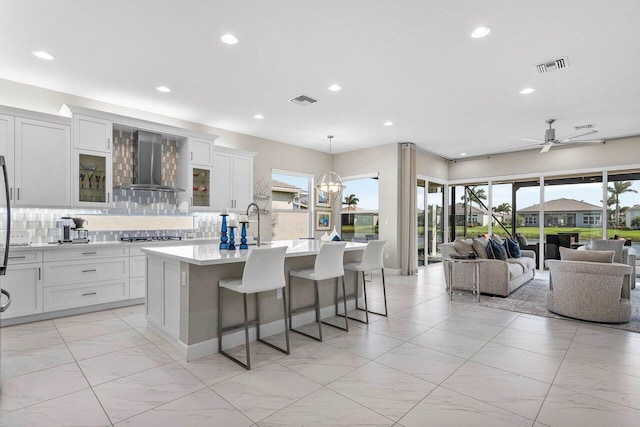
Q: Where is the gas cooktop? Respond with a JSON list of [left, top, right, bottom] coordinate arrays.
[[120, 236, 182, 242]]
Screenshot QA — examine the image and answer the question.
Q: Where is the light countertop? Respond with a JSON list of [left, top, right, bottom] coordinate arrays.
[[141, 240, 367, 266], [5, 238, 219, 253]]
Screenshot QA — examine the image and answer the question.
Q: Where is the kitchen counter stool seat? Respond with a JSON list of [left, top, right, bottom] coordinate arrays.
[[342, 240, 388, 324], [288, 242, 348, 341], [218, 246, 289, 370]]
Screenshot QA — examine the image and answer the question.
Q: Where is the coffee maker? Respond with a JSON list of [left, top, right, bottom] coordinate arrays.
[[58, 216, 89, 243]]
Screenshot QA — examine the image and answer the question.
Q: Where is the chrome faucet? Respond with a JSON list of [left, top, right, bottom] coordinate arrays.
[[246, 202, 261, 246]]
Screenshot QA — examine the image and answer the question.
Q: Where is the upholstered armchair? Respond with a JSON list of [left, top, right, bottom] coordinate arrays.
[[546, 259, 632, 323], [577, 240, 637, 288]]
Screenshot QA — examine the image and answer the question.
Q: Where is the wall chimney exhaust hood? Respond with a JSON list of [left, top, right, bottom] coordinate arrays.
[[117, 130, 185, 192]]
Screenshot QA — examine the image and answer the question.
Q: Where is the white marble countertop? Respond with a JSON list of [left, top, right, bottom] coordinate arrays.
[[5, 238, 219, 252], [141, 240, 367, 266]]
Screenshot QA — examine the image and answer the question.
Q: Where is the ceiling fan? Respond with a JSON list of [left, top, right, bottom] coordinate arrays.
[[520, 119, 604, 153]]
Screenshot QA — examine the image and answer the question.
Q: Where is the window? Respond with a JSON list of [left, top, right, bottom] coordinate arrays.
[[271, 171, 312, 240], [341, 176, 379, 241], [524, 215, 537, 225], [583, 214, 601, 225]]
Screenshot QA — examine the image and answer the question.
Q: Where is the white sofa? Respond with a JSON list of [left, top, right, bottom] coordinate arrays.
[[577, 239, 636, 289], [441, 241, 536, 297]]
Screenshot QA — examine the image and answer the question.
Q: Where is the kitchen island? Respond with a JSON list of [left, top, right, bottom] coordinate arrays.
[[142, 240, 367, 361]]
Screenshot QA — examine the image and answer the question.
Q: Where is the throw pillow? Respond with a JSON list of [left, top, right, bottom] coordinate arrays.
[[486, 237, 507, 260], [504, 237, 522, 258], [559, 247, 614, 263], [589, 239, 624, 263], [453, 238, 475, 255], [515, 233, 528, 248], [472, 237, 489, 259]]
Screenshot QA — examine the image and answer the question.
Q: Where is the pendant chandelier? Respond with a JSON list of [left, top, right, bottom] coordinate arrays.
[[315, 135, 345, 196]]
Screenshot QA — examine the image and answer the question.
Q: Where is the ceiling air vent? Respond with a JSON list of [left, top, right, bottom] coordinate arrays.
[[289, 95, 318, 107], [535, 56, 568, 74], [574, 124, 594, 131]]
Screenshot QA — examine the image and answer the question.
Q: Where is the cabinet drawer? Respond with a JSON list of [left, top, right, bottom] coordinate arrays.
[[130, 276, 145, 299], [44, 258, 129, 287], [44, 246, 128, 262], [0, 264, 43, 319], [44, 279, 129, 312], [8, 250, 43, 264], [130, 255, 146, 277]]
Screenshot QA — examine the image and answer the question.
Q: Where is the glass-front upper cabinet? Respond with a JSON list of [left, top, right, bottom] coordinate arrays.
[[73, 150, 112, 207], [191, 166, 213, 210]]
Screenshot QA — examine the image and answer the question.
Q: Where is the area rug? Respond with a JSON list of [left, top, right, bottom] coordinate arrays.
[[480, 275, 640, 333]]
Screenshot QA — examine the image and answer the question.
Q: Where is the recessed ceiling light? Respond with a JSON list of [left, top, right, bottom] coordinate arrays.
[[155, 86, 171, 93], [460, 153, 468, 156], [221, 34, 238, 45], [254, 114, 264, 119], [328, 84, 342, 92], [32, 50, 54, 60], [519, 88, 535, 94], [384, 121, 394, 126], [471, 27, 491, 38]]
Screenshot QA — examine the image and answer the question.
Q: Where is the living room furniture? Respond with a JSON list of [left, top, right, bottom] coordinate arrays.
[[546, 259, 632, 323], [441, 241, 536, 297], [445, 257, 483, 301], [578, 239, 637, 288]]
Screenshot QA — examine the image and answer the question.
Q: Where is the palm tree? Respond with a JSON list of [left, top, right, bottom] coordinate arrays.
[[343, 193, 359, 226], [343, 194, 359, 209], [632, 216, 640, 230], [494, 202, 511, 214], [608, 181, 637, 227], [461, 186, 487, 209]]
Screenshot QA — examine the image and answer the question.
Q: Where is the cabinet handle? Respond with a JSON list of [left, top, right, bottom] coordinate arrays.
[[17, 188, 19, 200], [108, 192, 110, 203], [82, 269, 97, 273], [38, 267, 41, 280], [9, 256, 26, 259], [107, 137, 110, 149], [82, 252, 97, 255], [82, 292, 97, 297], [190, 152, 193, 161], [9, 187, 12, 200]]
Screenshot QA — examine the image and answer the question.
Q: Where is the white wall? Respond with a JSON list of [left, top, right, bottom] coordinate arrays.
[[333, 143, 400, 269], [448, 136, 640, 181]]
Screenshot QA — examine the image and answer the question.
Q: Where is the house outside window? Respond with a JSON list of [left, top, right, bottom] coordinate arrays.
[[271, 171, 312, 240]]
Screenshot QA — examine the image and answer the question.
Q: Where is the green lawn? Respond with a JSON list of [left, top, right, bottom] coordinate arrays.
[[454, 226, 640, 241]]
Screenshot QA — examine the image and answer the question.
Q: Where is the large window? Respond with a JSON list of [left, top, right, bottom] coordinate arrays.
[[449, 183, 489, 239], [271, 171, 311, 240], [341, 176, 379, 241], [607, 170, 640, 253]]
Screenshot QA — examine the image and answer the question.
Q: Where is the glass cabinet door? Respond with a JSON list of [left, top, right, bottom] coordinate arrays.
[[192, 167, 211, 208], [78, 153, 108, 204]]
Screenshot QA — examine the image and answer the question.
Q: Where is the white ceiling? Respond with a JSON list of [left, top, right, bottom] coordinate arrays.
[[1, 0, 639, 158]]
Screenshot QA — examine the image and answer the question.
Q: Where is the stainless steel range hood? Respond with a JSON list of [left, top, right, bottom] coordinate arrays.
[[118, 131, 184, 192]]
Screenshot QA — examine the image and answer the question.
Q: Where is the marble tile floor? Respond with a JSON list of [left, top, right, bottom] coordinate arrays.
[[2, 266, 640, 426]]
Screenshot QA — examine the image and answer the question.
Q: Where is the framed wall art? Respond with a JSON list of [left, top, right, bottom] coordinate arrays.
[[315, 210, 331, 230]]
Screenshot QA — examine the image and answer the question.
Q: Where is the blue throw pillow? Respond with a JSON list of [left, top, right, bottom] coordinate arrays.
[[504, 237, 522, 258], [486, 238, 507, 260]]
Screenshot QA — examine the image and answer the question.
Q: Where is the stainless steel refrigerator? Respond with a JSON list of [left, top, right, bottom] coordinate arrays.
[[0, 155, 12, 392]]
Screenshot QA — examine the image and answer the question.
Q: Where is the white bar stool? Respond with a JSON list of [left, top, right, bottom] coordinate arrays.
[[342, 240, 388, 324], [218, 246, 289, 370], [288, 242, 348, 341]]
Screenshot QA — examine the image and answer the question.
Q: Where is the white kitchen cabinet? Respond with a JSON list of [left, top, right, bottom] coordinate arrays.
[[189, 137, 214, 166], [73, 149, 113, 208], [42, 246, 130, 312], [0, 262, 43, 319], [14, 117, 71, 207], [130, 255, 146, 299], [0, 114, 14, 180], [212, 148, 254, 211], [190, 166, 214, 211], [146, 257, 180, 338], [73, 114, 112, 152]]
